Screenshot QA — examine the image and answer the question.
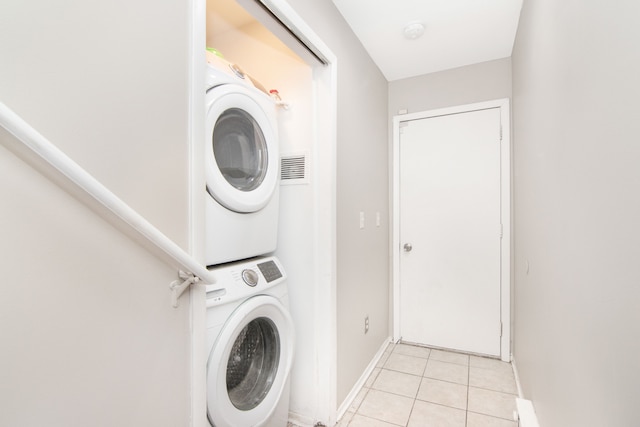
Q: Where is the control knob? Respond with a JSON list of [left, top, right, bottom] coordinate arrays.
[[241, 269, 259, 287]]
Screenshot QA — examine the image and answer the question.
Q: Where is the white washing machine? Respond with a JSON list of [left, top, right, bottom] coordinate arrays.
[[204, 52, 280, 266], [205, 256, 294, 427]]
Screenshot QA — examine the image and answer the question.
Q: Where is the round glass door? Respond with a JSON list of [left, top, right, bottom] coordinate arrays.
[[207, 295, 294, 427], [213, 108, 268, 193], [226, 317, 280, 410], [204, 85, 279, 213]]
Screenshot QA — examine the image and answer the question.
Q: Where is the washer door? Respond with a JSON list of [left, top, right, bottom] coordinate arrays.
[[207, 295, 294, 427], [205, 84, 279, 213]]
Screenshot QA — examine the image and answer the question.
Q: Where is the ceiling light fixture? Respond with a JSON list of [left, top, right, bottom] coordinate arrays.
[[403, 22, 425, 40]]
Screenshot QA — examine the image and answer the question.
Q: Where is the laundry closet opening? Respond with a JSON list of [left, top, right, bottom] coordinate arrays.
[[204, 0, 338, 424]]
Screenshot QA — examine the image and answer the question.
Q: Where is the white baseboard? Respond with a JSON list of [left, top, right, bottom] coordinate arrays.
[[516, 398, 540, 427], [511, 353, 524, 398], [287, 411, 316, 427], [336, 337, 393, 421], [511, 355, 541, 427]]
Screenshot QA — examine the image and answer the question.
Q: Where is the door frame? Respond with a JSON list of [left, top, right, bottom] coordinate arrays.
[[391, 99, 511, 361]]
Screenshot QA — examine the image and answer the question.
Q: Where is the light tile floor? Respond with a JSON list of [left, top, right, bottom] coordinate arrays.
[[338, 343, 518, 427]]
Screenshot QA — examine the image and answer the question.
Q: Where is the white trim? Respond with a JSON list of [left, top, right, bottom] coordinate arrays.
[[511, 355, 525, 398], [391, 98, 511, 362], [188, 0, 207, 424], [512, 357, 541, 426], [516, 398, 541, 427], [391, 112, 401, 341], [499, 99, 512, 362], [336, 338, 392, 421], [310, 43, 339, 427], [286, 412, 315, 427]]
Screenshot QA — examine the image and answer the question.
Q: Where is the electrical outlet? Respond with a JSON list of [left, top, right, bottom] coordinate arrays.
[[364, 315, 369, 334]]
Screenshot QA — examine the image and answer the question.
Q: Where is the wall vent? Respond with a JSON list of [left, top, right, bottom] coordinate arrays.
[[280, 152, 309, 185]]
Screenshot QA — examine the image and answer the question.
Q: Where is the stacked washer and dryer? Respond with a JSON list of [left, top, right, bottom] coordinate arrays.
[[203, 51, 294, 427]]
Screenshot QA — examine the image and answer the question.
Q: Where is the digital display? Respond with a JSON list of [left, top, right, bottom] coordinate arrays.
[[257, 260, 282, 282]]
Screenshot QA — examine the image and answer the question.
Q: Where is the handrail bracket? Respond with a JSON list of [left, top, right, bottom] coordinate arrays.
[[170, 271, 201, 308]]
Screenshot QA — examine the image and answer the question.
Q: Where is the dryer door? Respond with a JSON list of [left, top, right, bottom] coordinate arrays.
[[207, 295, 294, 427], [205, 84, 279, 213]]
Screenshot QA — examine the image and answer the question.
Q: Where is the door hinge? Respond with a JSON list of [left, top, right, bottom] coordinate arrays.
[[500, 322, 503, 337], [500, 124, 503, 141], [500, 223, 503, 239]]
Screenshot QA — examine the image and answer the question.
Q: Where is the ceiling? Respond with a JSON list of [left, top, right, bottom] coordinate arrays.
[[207, 0, 255, 37], [332, 0, 523, 81]]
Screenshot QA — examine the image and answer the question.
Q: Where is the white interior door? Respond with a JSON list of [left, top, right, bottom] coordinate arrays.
[[399, 107, 502, 357]]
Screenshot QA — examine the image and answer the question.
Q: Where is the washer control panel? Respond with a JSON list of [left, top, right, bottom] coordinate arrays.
[[257, 260, 283, 283], [205, 256, 287, 307], [241, 269, 259, 287]]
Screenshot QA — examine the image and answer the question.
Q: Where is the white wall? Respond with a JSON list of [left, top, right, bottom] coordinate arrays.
[[512, 1, 640, 426], [389, 58, 512, 117], [0, 0, 190, 246], [0, 0, 194, 425], [0, 139, 191, 426]]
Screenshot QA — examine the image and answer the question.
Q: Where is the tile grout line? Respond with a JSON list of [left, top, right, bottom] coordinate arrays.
[[401, 346, 429, 427], [404, 394, 417, 427], [402, 351, 429, 427], [465, 359, 470, 427]]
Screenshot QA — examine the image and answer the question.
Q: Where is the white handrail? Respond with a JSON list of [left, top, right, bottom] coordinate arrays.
[[0, 102, 216, 303]]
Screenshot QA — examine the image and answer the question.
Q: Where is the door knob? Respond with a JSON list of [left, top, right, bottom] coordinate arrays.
[[403, 243, 413, 252]]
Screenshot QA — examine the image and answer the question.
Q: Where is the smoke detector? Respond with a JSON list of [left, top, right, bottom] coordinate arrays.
[[403, 22, 425, 40]]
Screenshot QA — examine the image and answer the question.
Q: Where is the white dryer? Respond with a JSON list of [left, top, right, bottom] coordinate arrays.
[[204, 52, 280, 266], [205, 256, 294, 427]]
